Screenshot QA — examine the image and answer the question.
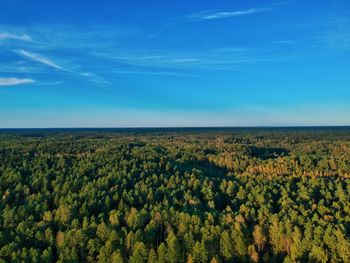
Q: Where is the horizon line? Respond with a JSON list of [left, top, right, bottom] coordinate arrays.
[[1, 125, 350, 130]]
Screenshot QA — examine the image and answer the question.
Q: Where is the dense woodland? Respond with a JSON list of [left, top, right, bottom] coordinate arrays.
[[0, 128, 350, 263]]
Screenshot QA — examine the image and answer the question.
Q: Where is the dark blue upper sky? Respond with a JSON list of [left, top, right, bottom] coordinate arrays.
[[0, 0, 349, 127]]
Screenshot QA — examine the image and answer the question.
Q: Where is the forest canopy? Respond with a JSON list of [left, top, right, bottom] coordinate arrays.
[[0, 128, 349, 262]]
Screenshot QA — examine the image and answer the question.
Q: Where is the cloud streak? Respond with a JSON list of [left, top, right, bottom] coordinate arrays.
[[0, 33, 32, 42], [13, 48, 108, 86], [16, 49, 64, 70], [105, 48, 271, 72], [186, 7, 271, 21], [0, 77, 34, 86], [110, 70, 197, 77]]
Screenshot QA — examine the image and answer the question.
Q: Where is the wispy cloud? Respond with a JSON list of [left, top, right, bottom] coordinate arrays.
[[80, 72, 110, 86], [110, 70, 197, 77], [324, 16, 350, 51], [0, 33, 32, 42], [13, 49, 109, 86], [273, 40, 295, 44], [173, 58, 198, 63], [16, 49, 64, 70], [302, 15, 350, 52], [2, 26, 270, 84], [38, 81, 64, 86], [0, 77, 34, 86], [104, 47, 272, 71], [81, 72, 93, 77], [186, 7, 271, 21], [1, 24, 277, 87]]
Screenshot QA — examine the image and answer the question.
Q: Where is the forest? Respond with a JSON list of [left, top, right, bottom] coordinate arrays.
[[0, 128, 349, 263]]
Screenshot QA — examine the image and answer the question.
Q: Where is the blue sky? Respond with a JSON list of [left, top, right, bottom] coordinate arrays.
[[0, 0, 350, 127]]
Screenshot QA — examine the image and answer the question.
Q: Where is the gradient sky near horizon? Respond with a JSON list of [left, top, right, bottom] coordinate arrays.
[[0, 0, 350, 127]]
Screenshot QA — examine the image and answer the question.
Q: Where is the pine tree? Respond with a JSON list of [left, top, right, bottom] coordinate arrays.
[[111, 251, 123, 263], [192, 241, 207, 263], [147, 249, 157, 263], [166, 232, 181, 263], [157, 243, 167, 263], [130, 242, 148, 263]]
